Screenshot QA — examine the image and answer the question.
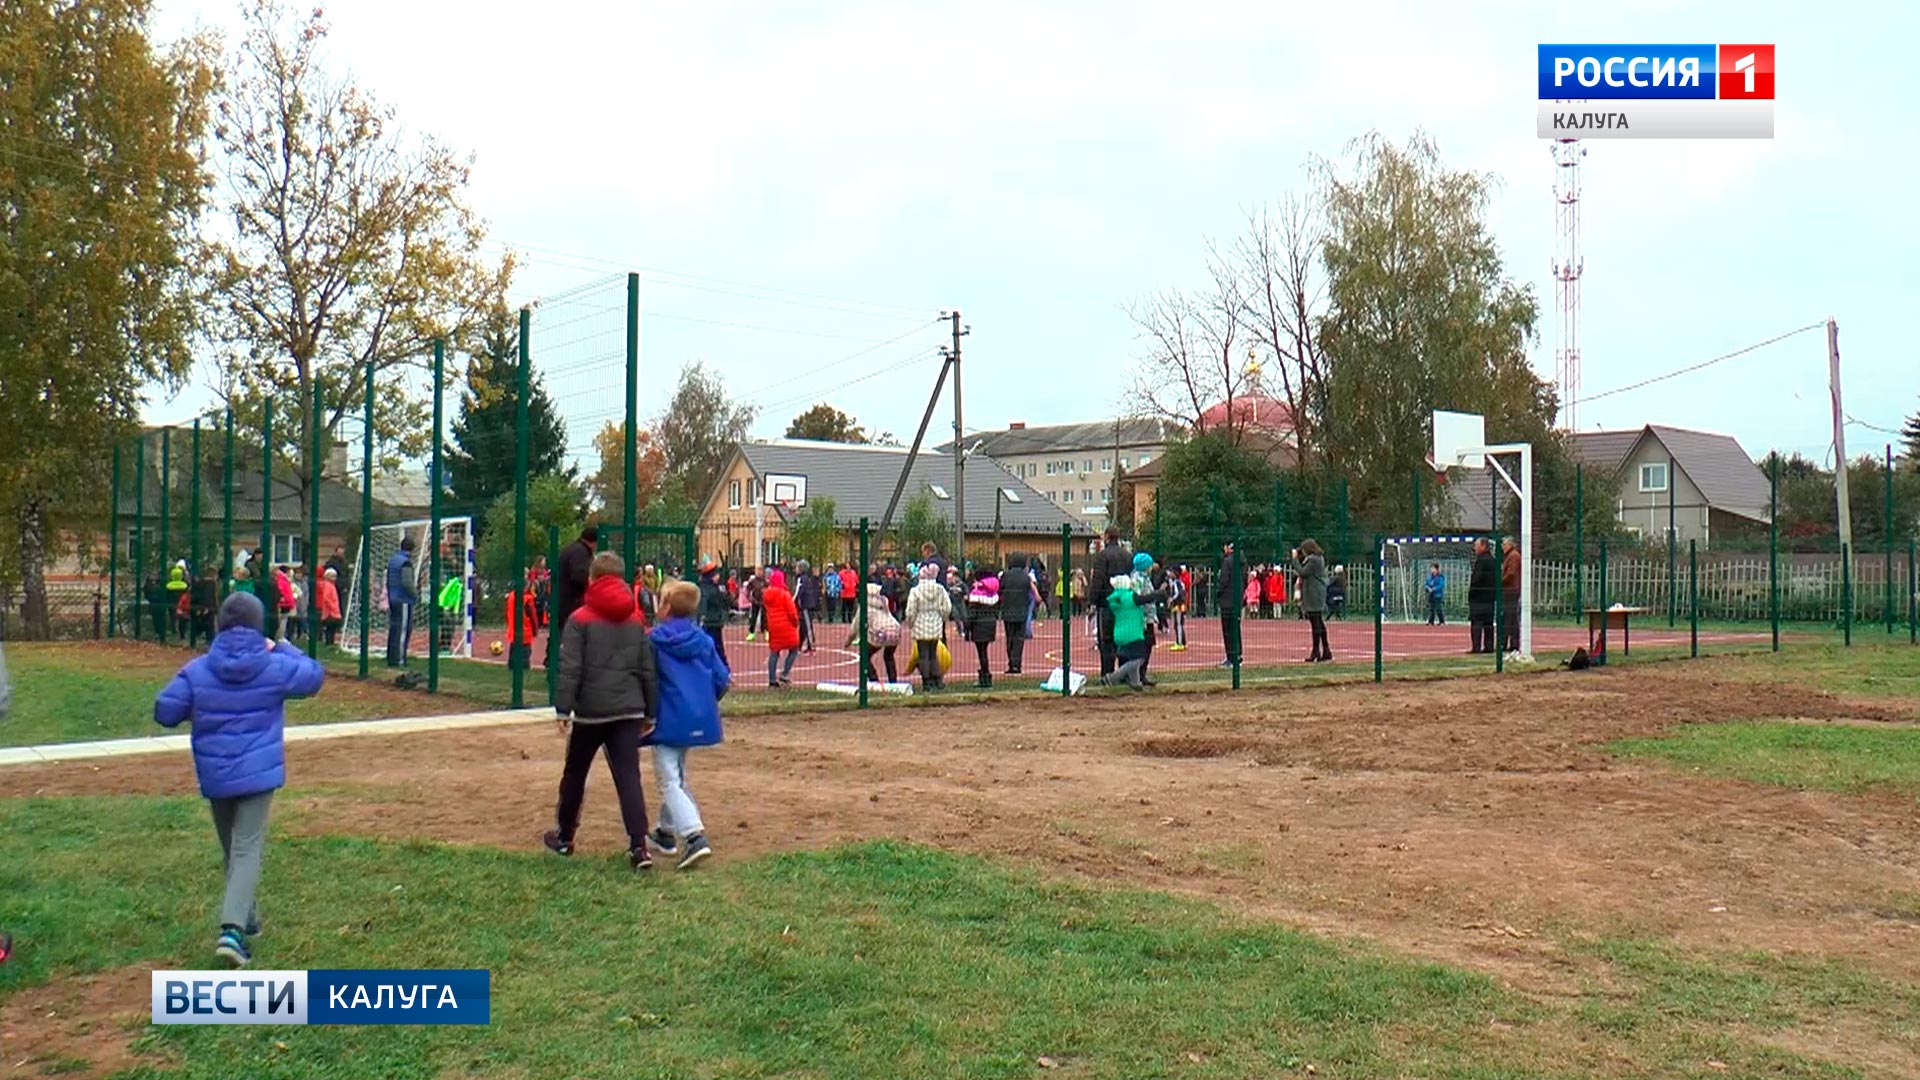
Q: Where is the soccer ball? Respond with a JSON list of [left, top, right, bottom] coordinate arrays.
[[489, 640, 505, 657]]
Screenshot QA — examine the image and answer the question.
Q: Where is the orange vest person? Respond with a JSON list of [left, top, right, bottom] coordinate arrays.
[[503, 588, 540, 669]]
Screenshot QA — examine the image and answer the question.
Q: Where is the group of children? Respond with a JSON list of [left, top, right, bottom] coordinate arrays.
[[154, 549, 730, 968]]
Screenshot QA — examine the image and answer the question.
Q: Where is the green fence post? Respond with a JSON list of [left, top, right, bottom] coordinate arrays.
[[624, 272, 640, 578], [1272, 480, 1284, 568], [190, 418, 202, 649], [1769, 452, 1779, 652], [223, 409, 234, 609], [1909, 539, 1916, 646], [1841, 542, 1852, 647], [1886, 444, 1895, 635], [547, 524, 561, 705], [1492, 528, 1504, 674], [1412, 468, 1422, 537], [858, 517, 871, 709], [359, 358, 374, 679], [1373, 535, 1383, 683], [1597, 538, 1609, 665], [159, 426, 171, 644], [429, 338, 444, 695], [1232, 533, 1242, 691], [1667, 454, 1677, 628], [133, 433, 145, 641], [1060, 524, 1072, 697], [260, 406, 273, 611], [307, 382, 321, 650], [1574, 463, 1584, 626], [1689, 538, 1698, 659], [511, 307, 531, 709], [109, 441, 122, 638]]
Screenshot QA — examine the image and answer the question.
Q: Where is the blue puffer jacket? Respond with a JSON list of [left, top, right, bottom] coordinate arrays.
[[646, 616, 728, 748], [154, 629, 326, 798], [386, 549, 415, 606]]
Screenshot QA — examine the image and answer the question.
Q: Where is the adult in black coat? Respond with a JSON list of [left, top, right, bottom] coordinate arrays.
[[999, 553, 1035, 674], [554, 525, 598, 635], [1467, 538, 1497, 654], [1215, 541, 1243, 668], [1086, 526, 1133, 676]]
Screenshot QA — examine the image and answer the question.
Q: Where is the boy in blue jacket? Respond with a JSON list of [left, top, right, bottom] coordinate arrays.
[[156, 592, 325, 966], [645, 580, 729, 870]]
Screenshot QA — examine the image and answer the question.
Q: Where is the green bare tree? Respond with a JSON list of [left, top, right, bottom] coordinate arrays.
[[205, 0, 512, 543]]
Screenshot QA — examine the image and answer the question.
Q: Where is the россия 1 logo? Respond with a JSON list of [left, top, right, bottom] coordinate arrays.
[[1536, 44, 1774, 139]]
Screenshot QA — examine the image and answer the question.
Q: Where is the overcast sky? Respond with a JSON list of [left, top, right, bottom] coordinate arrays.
[[148, 0, 1917, 471]]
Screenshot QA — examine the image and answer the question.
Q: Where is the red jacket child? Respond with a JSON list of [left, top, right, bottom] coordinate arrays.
[[1264, 568, 1287, 606], [762, 569, 802, 652]]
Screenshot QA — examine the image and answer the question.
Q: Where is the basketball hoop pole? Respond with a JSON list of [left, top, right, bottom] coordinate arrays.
[[1474, 442, 1534, 660]]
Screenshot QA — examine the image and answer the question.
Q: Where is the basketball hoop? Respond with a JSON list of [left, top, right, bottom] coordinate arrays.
[[777, 499, 795, 518]]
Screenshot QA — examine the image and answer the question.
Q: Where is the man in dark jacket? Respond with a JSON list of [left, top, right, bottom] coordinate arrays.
[[1087, 526, 1132, 676], [999, 553, 1034, 674], [794, 560, 821, 653], [547, 551, 659, 870], [1467, 538, 1497, 654], [696, 561, 730, 668], [384, 537, 416, 667], [554, 525, 598, 635], [1216, 541, 1243, 668]]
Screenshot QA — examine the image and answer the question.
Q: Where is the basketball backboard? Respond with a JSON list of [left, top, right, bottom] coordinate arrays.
[[763, 472, 808, 508], [1431, 410, 1487, 470]]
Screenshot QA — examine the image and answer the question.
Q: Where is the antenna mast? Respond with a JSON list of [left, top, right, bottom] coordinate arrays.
[[1552, 139, 1585, 430]]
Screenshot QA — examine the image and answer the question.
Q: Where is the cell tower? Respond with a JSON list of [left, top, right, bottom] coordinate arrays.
[[1552, 139, 1586, 430]]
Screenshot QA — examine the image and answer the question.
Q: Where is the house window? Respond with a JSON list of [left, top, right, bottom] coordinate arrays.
[[1063, 460, 1074, 474], [728, 480, 742, 509], [1083, 459, 1093, 474], [270, 534, 306, 566], [1063, 490, 1074, 503], [1082, 489, 1093, 502], [1120, 456, 1131, 468], [1136, 453, 1152, 466], [1639, 463, 1669, 493], [1101, 458, 1112, 472], [1045, 462, 1056, 476]]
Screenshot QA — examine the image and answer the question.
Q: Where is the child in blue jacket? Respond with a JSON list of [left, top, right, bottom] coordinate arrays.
[[644, 580, 729, 870], [156, 591, 325, 966]]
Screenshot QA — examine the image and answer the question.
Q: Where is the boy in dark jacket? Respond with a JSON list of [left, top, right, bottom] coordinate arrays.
[[696, 561, 730, 668], [547, 552, 660, 870], [155, 592, 326, 966], [644, 581, 729, 870]]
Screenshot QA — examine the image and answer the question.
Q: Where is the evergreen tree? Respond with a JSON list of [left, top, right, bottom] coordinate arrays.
[[445, 321, 571, 515], [1902, 404, 1920, 466]]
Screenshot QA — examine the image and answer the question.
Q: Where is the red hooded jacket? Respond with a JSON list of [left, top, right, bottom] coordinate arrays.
[[762, 568, 802, 651]]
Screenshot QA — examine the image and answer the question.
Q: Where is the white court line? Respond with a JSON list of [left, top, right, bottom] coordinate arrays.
[[0, 708, 553, 769]]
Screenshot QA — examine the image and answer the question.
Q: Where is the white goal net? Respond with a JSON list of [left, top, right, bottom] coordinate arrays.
[[1379, 535, 1483, 625], [341, 517, 475, 659]]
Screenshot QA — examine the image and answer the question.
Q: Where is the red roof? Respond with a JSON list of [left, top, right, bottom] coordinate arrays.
[[1198, 395, 1295, 433]]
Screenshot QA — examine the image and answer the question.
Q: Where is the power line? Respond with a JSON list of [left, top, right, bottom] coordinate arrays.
[[737, 318, 942, 401], [752, 345, 943, 416], [1569, 321, 1826, 407]]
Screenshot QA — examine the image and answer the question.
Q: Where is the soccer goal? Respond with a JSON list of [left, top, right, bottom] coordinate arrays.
[[341, 517, 476, 660], [1380, 536, 1484, 625]]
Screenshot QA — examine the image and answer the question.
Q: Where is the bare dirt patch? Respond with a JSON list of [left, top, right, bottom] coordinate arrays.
[[0, 964, 166, 1078], [5, 659, 1917, 1067]]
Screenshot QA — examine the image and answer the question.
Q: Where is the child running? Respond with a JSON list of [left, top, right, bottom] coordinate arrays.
[[645, 581, 728, 870], [547, 552, 660, 870], [154, 592, 326, 966]]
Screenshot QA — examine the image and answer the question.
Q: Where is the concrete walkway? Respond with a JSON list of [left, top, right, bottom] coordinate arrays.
[[0, 707, 552, 769]]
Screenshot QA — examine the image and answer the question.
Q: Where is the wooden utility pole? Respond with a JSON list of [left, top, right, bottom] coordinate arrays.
[[1829, 317, 1853, 552], [947, 311, 968, 564]]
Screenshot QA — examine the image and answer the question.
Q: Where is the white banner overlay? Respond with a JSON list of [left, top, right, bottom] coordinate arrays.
[[153, 971, 309, 1025], [1537, 100, 1774, 139]]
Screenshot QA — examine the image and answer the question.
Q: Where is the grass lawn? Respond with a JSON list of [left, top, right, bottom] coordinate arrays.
[[0, 645, 468, 749], [2, 794, 1907, 1079], [1613, 721, 1920, 798], [1697, 640, 1920, 703]]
